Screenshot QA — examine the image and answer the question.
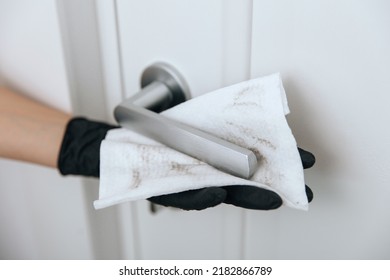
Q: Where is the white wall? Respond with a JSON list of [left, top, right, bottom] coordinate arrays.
[[0, 0, 93, 259], [0, 0, 71, 112]]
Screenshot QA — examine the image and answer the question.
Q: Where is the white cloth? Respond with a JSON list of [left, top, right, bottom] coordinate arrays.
[[94, 73, 308, 210]]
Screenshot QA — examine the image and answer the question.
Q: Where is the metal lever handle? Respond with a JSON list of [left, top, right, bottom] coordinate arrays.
[[114, 62, 257, 179]]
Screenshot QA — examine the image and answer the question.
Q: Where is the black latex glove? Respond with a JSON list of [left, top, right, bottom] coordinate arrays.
[[150, 148, 315, 210], [220, 148, 315, 210], [58, 118, 315, 211]]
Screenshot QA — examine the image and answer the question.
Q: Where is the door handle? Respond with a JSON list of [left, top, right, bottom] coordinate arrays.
[[114, 62, 257, 179]]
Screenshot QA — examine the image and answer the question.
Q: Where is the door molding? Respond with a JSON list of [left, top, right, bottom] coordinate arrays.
[[56, 0, 138, 259]]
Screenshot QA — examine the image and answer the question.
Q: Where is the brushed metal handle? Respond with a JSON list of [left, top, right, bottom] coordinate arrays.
[[114, 62, 257, 179]]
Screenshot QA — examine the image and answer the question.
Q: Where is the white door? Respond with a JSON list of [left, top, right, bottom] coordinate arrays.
[[94, 0, 390, 259]]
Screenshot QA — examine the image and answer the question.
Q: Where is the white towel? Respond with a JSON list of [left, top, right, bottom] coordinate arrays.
[[95, 73, 308, 210]]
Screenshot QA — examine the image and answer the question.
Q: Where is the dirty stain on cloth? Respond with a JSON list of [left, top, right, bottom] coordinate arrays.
[[95, 73, 308, 210]]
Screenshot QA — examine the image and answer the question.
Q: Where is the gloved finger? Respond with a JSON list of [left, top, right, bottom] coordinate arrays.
[[305, 185, 314, 203], [222, 185, 282, 210], [148, 187, 227, 211], [298, 147, 316, 169]]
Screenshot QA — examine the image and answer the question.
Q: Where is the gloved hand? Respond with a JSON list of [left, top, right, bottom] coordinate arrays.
[[150, 148, 315, 210], [58, 118, 315, 211]]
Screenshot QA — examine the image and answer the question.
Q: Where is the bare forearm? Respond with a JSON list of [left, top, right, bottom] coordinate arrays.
[[0, 87, 71, 167]]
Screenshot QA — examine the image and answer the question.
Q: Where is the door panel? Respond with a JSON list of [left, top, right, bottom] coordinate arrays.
[[247, 0, 390, 259], [116, 0, 252, 98], [98, 0, 253, 259]]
